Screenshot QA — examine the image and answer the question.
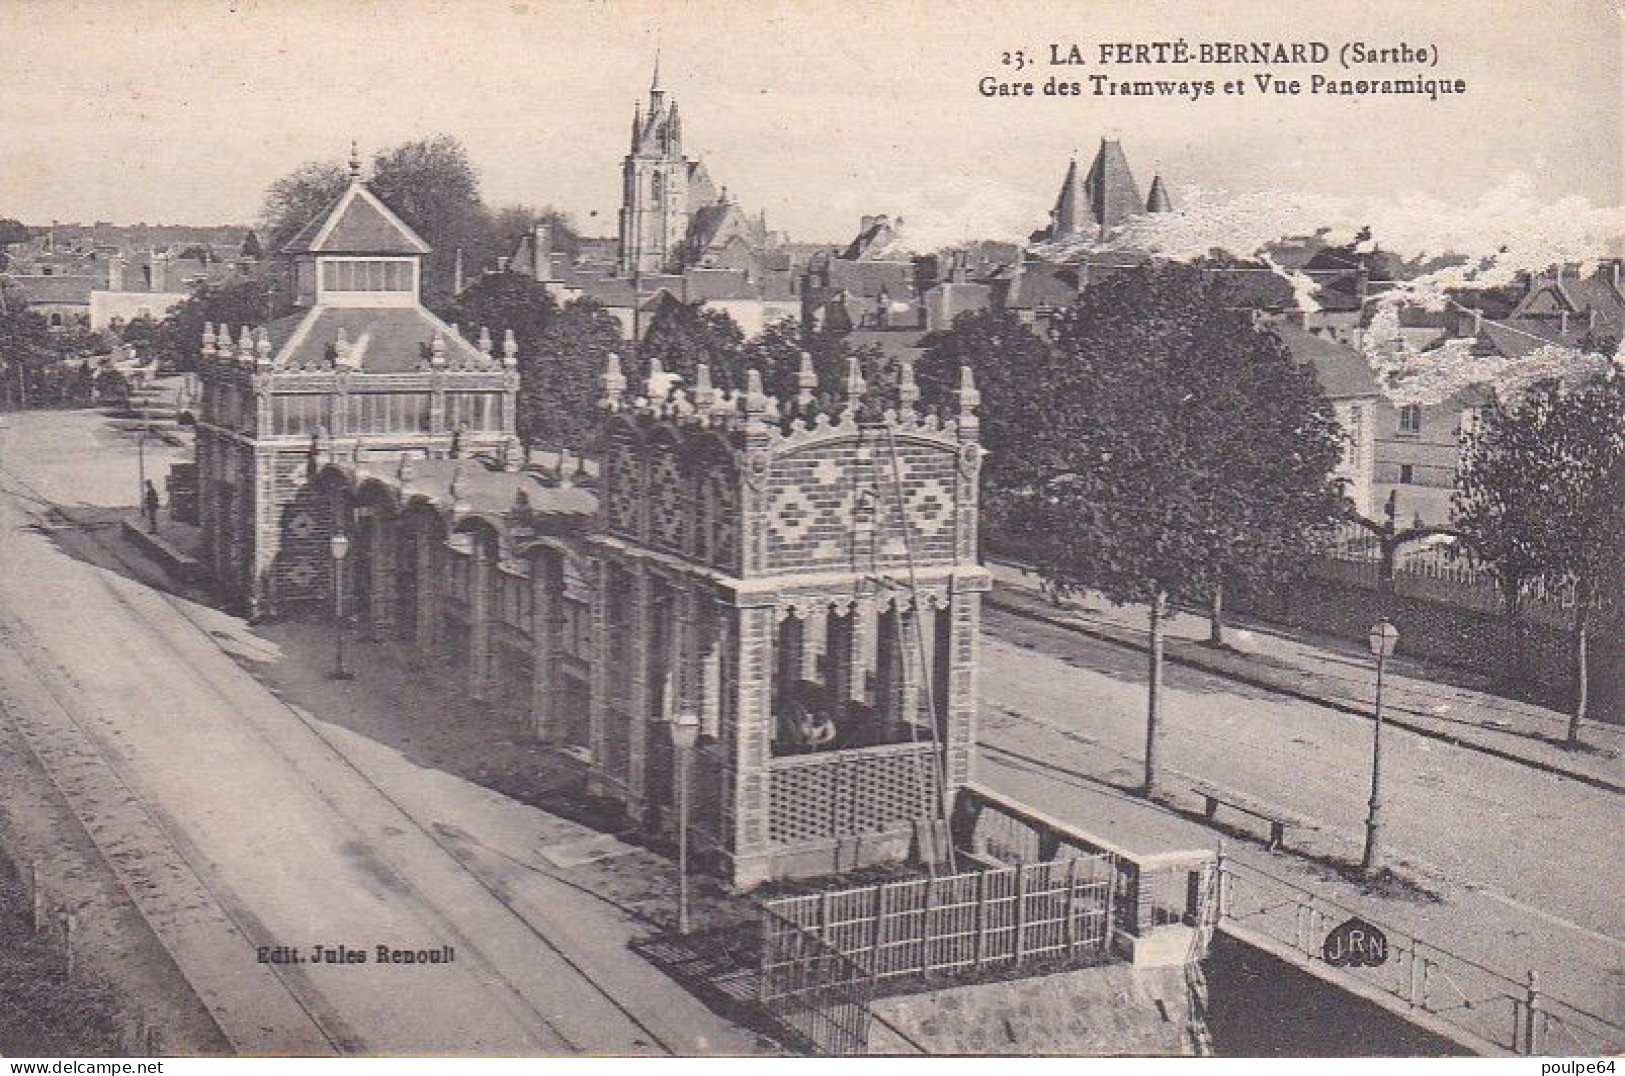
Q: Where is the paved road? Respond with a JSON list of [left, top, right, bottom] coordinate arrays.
[[0, 410, 736, 1055], [974, 603, 1625, 1025]]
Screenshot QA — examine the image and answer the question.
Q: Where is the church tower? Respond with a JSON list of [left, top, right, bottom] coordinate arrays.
[[618, 60, 691, 276]]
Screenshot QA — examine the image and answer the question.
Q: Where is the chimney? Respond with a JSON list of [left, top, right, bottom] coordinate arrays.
[[1471, 309, 1483, 335], [454, 247, 465, 294], [108, 255, 124, 292], [533, 221, 555, 282], [148, 252, 167, 292], [860, 215, 875, 234], [1559, 309, 1569, 335]]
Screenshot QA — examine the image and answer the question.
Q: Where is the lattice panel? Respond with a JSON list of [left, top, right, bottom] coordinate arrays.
[[768, 744, 940, 846], [710, 470, 738, 570], [647, 448, 684, 552], [605, 443, 640, 536]]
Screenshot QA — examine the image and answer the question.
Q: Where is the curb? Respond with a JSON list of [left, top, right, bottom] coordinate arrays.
[[986, 592, 1623, 797]]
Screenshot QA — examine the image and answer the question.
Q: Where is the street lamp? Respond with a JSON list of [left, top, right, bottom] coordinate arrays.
[[329, 531, 354, 681], [668, 710, 702, 934], [1362, 618, 1400, 873]]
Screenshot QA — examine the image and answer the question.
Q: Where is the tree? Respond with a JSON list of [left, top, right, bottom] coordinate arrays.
[[440, 271, 562, 447], [534, 298, 627, 453], [367, 136, 489, 308], [638, 295, 745, 387], [258, 160, 349, 253], [241, 230, 264, 259], [738, 318, 891, 411], [156, 278, 277, 370], [915, 309, 1056, 535], [1453, 371, 1625, 742], [988, 261, 1346, 794]]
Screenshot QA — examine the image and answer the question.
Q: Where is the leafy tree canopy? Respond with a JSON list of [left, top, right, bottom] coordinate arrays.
[[1454, 371, 1624, 607], [155, 278, 277, 370], [1453, 370, 1624, 732], [986, 260, 1347, 607], [638, 295, 745, 387]]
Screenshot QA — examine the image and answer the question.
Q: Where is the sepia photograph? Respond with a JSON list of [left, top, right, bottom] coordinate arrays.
[[0, 0, 1620, 1063]]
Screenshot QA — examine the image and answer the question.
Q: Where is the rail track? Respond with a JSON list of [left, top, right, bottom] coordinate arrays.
[[0, 462, 688, 1056]]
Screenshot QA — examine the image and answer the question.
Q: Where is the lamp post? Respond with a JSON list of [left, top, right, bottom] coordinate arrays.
[[329, 531, 354, 681], [1362, 618, 1400, 873], [668, 710, 701, 934], [136, 353, 148, 520]]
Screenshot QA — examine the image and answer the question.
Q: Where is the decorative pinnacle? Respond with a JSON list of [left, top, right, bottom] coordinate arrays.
[[430, 332, 447, 365], [348, 140, 362, 180], [254, 328, 272, 364], [897, 355, 920, 412], [693, 362, 715, 411], [502, 329, 518, 363], [957, 364, 980, 415], [334, 327, 351, 363], [646, 355, 666, 399], [237, 325, 254, 360], [201, 322, 215, 348], [600, 351, 626, 409], [477, 326, 493, 355], [843, 355, 866, 405], [796, 350, 817, 410], [744, 368, 767, 415]]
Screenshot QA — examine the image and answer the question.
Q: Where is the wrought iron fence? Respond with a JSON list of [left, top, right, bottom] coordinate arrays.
[[758, 905, 876, 1056], [1217, 856, 1624, 1056]]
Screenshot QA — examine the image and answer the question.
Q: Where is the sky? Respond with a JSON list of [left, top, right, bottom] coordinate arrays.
[[0, 0, 1620, 246]]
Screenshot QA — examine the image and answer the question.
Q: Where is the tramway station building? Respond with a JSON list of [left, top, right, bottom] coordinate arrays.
[[192, 164, 992, 888]]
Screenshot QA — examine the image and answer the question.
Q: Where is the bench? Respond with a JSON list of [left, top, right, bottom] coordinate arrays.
[[1190, 782, 1315, 851]]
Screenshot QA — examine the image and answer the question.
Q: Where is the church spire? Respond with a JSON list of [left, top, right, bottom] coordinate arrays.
[[648, 51, 665, 112]]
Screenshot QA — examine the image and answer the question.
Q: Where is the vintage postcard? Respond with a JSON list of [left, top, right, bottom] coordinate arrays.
[[0, 0, 1619, 1063]]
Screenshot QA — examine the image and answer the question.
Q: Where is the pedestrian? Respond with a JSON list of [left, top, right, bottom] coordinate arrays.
[[144, 479, 160, 533]]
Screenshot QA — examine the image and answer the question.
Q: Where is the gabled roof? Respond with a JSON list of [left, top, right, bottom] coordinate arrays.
[[280, 181, 431, 256], [1274, 322, 1380, 399], [16, 275, 96, 304]]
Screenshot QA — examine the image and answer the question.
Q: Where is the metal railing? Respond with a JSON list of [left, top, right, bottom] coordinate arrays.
[[1217, 855, 1624, 1056], [758, 905, 876, 1056]]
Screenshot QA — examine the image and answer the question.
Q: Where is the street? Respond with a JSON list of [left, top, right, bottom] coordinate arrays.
[[975, 603, 1624, 1022]]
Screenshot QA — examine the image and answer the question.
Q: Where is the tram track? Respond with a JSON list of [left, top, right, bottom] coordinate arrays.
[[0, 462, 685, 1055]]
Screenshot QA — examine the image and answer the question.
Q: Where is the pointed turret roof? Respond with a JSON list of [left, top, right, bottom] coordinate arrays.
[[1049, 157, 1086, 238], [279, 175, 431, 256], [1146, 174, 1173, 213], [1082, 138, 1143, 236]]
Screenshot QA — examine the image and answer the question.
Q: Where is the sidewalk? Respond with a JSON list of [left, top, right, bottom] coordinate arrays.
[[986, 561, 1622, 793]]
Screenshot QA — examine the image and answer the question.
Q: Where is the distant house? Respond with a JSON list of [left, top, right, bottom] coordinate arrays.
[[1272, 321, 1381, 516]]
